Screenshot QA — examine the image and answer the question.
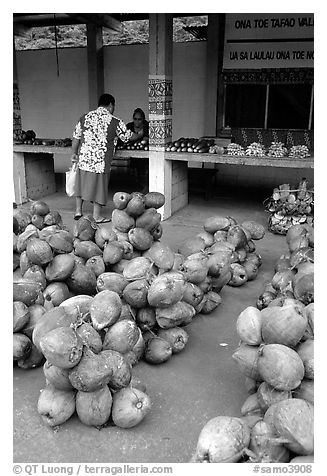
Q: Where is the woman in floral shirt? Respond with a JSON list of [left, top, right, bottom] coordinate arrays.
[[71, 94, 141, 223]]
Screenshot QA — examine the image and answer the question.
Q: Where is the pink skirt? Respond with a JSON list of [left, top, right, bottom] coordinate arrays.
[[74, 169, 110, 206]]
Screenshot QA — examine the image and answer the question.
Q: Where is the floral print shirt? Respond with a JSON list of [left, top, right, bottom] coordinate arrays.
[[73, 107, 133, 173]]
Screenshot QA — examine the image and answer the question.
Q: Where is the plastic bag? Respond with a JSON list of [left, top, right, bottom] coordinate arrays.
[[65, 163, 77, 197]]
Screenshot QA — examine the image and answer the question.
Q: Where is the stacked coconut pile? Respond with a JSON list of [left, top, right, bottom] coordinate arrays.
[[177, 216, 265, 289], [190, 223, 314, 463]]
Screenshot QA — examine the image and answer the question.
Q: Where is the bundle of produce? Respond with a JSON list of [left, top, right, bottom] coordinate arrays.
[[245, 142, 266, 157], [288, 145, 311, 159], [208, 145, 224, 155], [264, 179, 314, 235], [267, 142, 288, 158], [121, 137, 149, 151], [165, 137, 214, 153], [226, 143, 244, 156], [35, 302, 151, 429], [177, 215, 265, 290], [257, 223, 314, 310]]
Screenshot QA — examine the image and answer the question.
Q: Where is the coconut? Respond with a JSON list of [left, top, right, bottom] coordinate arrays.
[[66, 264, 97, 296], [257, 382, 292, 412], [68, 349, 113, 392], [122, 257, 152, 281], [117, 299, 136, 322], [144, 337, 173, 364], [76, 386, 112, 427], [232, 344, 261, 380], [136, 307, 156, 332], [102, 319, 139, 354], [213, 230, 228, 243], [293, 379, 314, 404], [45, 254, 75, 282], [74, 240, 102, 260], [203, 216, 231, 233], [246, 252, 262, 268], [38, 224, 61, 240], [147, 272, 185, 308], [13, 301, 30, 333], [178, 236, 206, 257], [240, 415, 263, 430], [124, 328, 145, 366], [37, 384, 76, 427], [293, 273, 314, 305], [13, 279, 43, 306], [243, 260, 259, 281], [240, 393, 262, 416], [46, 230, 74, 254], [157, 327, 189, 354], [210, 270, 232, 293], [89, 290, 122, 330], [83, 255, 105, 278], [23, 265, 47, 291], [144, 191, 165, 209], [182, 282, 204, 307], [43, 210, 63, 227], [21, 304, 45, 339], [135, 208, 161, 231], [151, 223, 163, 240], [228, 263, 248, 287], [59, 295, 93, 319], [75, 323, 102, 354], [196, 230, 214, 248], [264, 398, 314, 455], [201, 291, 222, 314], [172, 253, 184, 271], [111, 259, 131, 275], [207, 251, 231, 277], [43, 361, 74, 390], [236, 307, 262, 346], [13, 333, 32, 360], [16, 227, 39, 253], [13, 252, 20, 271], [227, 225, 248, 249], [146, 241, 175, 271], [94, 225, 117, 249], [73, 214, 96, 241], [125, 193, 145, 217], [296, 340, 314, 379], [118, 240, 134, 260], [32, 307, 77, 352], [43, 282, 70, 307], [303, 303, 314, 340], [113, 191, 131, 210], [241, 221, 265, 240], [101, 350, 132, 391], [96, 272, 127, 295], [181, 257, 208, 284], [101, 242, 122, 266], [271, 269, 295, 293], [256, 291, 276, 310], [17, 343, 45, 369], [244, 377, 259, 395], [111, 386, 151, 429], [261, 304, 308, 347], [155, 301, 196, 329], [249, 420, 290, 463], [26, 237, 53, 266], [257, 344, 304, 391], [40, 326, 83, 369], [192, 416, 251, 463], [13, 209, 32, 233], [111, 209, 135, 233], [123, 279, 149, 308]]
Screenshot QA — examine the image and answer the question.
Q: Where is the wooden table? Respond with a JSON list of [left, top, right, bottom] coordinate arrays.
[[13, 144, 314, 218]]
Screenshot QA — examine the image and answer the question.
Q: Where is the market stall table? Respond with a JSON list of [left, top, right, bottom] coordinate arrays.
[[13, 144, 313, 218]]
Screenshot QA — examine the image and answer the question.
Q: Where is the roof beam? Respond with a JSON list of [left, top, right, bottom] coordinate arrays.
[[66, 13, 122, 32]]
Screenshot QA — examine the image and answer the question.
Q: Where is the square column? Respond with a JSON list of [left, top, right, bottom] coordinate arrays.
[[148, 14, 188, 219]]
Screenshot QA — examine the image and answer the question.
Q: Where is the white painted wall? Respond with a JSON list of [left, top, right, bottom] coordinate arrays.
[[16, 42, 207, 140]]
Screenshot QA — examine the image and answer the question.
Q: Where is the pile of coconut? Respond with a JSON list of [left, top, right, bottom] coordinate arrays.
[[13, 192, 232, 373], [190, 224, 314, 463], [177, 215, 265, 288]]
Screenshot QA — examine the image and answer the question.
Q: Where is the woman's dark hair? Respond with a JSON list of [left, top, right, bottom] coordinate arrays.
[[98, 94, 115, 107], [133, 108, 146, 121]]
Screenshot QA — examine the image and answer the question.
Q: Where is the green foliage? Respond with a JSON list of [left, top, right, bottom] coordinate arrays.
[[15, 17, 208, 50]]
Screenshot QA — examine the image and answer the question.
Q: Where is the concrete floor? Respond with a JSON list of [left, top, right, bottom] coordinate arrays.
[[13, 176, 289, 463]]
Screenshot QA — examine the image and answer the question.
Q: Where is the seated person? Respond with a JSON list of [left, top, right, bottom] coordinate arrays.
[[126, 108, 149, 139]]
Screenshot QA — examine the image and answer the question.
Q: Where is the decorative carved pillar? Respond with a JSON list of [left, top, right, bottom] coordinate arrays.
[[148, 14, 188, 219]]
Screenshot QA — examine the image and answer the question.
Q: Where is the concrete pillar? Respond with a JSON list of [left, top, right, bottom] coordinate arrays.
[[87, 23, 104, 110], [149, 14, 187, 219], [204, 14, 226, 136]]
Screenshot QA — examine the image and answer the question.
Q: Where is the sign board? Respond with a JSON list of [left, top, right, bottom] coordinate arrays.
[[223, 13, 314, 69]]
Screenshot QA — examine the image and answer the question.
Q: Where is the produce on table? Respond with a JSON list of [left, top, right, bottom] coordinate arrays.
[[264, 178, 314, 235], [226, 143, 244, 156], [245, 142, 266, 157], [288, 145, 310, 159], [165, 137, 214, 153], [267, 142, 288, 158]]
